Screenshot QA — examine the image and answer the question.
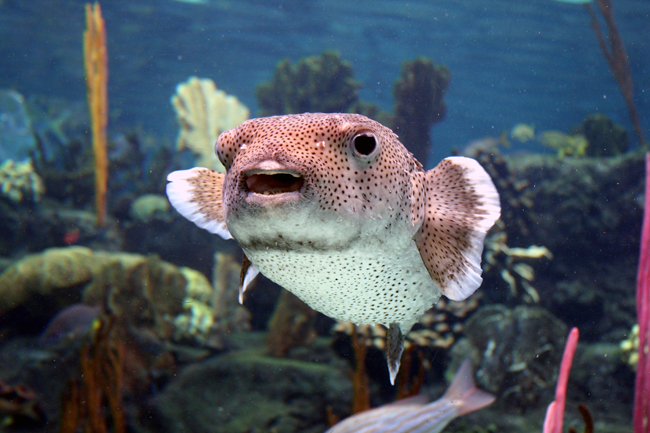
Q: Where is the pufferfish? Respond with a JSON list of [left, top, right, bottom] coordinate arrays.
[[166, 113, 500, 384]]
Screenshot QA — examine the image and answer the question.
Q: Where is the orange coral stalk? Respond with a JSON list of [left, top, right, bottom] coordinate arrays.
[[83, 3, 108, 226], [59, 317, 125, 433], [349, 326, 370, 414]]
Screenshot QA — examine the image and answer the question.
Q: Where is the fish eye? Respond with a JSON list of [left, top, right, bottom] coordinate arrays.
[[351, 132, 378, 157]]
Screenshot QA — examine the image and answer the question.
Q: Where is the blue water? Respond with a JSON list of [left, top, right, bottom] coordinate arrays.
[[0, 0, 648, 166]]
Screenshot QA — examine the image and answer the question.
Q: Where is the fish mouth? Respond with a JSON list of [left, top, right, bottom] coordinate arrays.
[[243, 161, 305, 197], [245, 171, 304, 195]]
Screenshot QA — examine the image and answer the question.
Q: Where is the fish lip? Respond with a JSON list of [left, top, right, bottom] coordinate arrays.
[[241, 160, 305, 199]]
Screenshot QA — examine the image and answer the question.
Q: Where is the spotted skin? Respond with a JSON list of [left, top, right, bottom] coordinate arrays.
[[166, 113, 500, 383]]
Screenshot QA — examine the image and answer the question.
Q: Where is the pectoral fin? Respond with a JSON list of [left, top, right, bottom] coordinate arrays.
[[414, 157, 500, 301], [239, 252, 259, 304], [166, 168, 232, 240]]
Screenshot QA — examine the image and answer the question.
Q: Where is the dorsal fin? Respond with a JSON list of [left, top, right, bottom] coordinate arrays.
[[414, 157, 500, 301]]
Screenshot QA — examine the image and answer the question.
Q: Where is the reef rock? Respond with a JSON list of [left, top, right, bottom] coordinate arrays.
[[0, 247, 239, 349], [148, 334, 350, 433], [448, 304, 567, 410]]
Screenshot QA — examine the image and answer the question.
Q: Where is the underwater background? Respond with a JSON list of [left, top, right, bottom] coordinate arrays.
[[0, 0, 649, 432]]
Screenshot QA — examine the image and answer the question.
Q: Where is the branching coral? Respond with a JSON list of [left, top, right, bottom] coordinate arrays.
[[543, 327, 579, 433], [172, 76, 249, 172]]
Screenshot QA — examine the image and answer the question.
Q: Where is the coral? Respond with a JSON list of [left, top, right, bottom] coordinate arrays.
[[579, 113, 629, 157], [173, 266, 220, 345], [0, 158, 44, 203], [172, 76, 249, 172], [129, 193, 170, 223], [484, 229, 553, 304], [266, 289, 317, 357], [634, 152, 650, 432], [59, 316, 125, 433], [211, 252, 252, 334], [255, 51, 362, 116], [473, 148, 534, 239], [621, 324, 639, 369], [254, 52, 451, 167], [333, 294, 481, 352], [83, 3, 108, 226], [0, 246, 98, 315], [391, 57, 450, 166], [543, 327, 579, 433], [348, 325, 371, 414], [538, 130, 589, 158]]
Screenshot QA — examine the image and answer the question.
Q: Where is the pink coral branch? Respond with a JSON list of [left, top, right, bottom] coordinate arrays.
[[543, 327, 580, 433], [634, 153, 650, 433]]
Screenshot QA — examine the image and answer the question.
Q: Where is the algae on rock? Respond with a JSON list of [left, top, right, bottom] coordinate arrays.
[[0, 247, 238, 349], [255, 51, 362, 116], [579, 113, 629, 157], [392, 57, 450, 166]]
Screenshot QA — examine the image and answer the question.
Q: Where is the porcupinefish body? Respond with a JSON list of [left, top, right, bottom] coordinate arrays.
[[166, 113, 500, 383]]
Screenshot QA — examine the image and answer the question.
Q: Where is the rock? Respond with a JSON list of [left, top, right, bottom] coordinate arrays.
[[148, 337, 351, 433], [448, 304, 567, 411], [130, 194, 170, 223], [0, 247, 231, 350]]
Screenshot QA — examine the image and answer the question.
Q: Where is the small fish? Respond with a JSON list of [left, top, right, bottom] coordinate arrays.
[[166, 113, 500, 383], [510, 123, 535, 143], [39, 304, 101, 346], [326, 359, 495, 433]]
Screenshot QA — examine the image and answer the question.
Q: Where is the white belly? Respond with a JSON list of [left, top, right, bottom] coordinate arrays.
[[245, 236, 440, 331]]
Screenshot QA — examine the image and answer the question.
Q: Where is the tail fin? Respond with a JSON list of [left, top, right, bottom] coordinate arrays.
[[444, 359, 495, 416]]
